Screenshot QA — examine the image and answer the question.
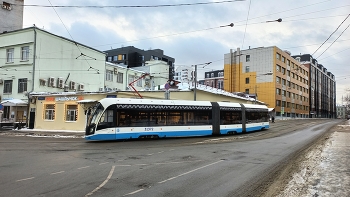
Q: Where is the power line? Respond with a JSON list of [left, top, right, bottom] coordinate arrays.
[[19, 1, 246, 8], [312, 14, 350, 56], [241, 0, 252, 49], [315, 23, 350, 59]]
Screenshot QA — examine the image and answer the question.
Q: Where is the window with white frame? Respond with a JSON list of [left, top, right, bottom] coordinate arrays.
[[21, 46, 29, 61], [245, 66, 250, 72], [6, 48, 14, 63], [113, 56, 118, 61], [206, 73, 209, 78], [3, 80, 12, 93], [128, 75, 134, 84], [107, 56, 112, 61], [117, 72, 123, 83], [45, 104, 55, 120], [106, 70, 113, 81], [66, 105, 77, 121], [218, 72, 224, 77], [18, 78, 27, 93], [211, 73, 214, 78]]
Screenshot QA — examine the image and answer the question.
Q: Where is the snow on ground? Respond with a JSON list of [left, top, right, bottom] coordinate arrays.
[[277, 121, 350, 197]]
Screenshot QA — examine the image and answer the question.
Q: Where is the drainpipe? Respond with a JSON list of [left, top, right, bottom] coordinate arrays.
[[26, 26, 37, 127]]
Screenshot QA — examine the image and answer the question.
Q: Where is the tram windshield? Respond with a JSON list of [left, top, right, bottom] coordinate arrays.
[[87, 103, 105, 126]]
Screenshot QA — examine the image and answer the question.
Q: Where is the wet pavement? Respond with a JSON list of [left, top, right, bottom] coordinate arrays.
[[1, 119, 349, 196]]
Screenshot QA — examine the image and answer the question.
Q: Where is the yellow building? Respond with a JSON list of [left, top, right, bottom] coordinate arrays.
[[224, 46, 310, 118]]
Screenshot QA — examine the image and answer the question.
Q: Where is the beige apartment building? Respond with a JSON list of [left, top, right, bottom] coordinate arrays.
[[224, 46, 310, 118]]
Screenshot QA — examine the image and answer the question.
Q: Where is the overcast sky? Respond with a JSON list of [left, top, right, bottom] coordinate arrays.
[[22, 0, 349, 104]]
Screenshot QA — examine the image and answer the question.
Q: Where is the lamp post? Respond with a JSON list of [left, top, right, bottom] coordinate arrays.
[[193, 62, 212, 101]]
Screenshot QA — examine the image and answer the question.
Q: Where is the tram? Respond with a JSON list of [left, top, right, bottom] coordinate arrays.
[[84, 98, 269, 141]]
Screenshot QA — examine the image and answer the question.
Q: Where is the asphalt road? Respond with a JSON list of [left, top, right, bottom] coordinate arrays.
[[0, 119, 342, 197]]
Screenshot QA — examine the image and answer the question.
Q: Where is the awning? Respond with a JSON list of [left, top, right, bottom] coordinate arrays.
[[1, 99, 28, 106], [77, 99, 97, 103]]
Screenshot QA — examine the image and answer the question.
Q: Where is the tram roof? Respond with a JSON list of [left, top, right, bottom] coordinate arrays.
[[99, 98, 212, 107]]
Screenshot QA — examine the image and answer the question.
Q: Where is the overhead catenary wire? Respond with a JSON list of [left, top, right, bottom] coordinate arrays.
[[312, 14, 350, 56], [17, 0, 246, 8], [315, 23, 350, 59]]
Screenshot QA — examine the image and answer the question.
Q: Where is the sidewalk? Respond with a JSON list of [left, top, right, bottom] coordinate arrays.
[[0, 127, 84, 138], [277, 119, 350, 196]]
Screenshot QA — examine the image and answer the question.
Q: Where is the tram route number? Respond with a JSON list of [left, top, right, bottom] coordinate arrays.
[[145, 127, 154, 131]]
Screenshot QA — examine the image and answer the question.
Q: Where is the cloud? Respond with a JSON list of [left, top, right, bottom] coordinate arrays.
[[22, 0, 350, 103]]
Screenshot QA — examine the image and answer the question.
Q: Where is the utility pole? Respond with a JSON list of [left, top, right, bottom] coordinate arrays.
[[194, 64, 197, 101], [254, 85, 257, 104]]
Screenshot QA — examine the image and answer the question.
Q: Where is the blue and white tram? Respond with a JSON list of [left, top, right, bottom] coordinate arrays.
[[84, 98, 269, 141]]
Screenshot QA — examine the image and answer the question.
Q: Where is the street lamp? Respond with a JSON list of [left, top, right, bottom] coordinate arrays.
[[194, 62, 212, 101]]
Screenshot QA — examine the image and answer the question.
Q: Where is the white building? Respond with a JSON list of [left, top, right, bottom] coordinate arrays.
[[0, 26, 106, 123]]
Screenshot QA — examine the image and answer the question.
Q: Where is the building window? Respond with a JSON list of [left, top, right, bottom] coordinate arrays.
[[66, 105, 78, 121], [18, 78, 27, 93], [276, 53, 281, 60], [245, 77, 249, 84], [282, 101, 286, 107], [21, 46, 29, 61], [128, 75, 134, 84], [245, 89, 249, 94], [117, 72, 123, 83], [276, 100, 281, 106], [211, 73, 214, 78], [287, 60, 290, 66], [3, 80, 13, 94], [107, 56, 112, 62], [282, 79, 286, 85], [118, 54, 126, 60], [206, 73, 209, 78], [246, 55, 250, 62], [6, 48, 14, 63], [276, 88, 280, 95], [218, 72, 224, 77], [106, 70, 113, 81], [276, 77, 280, 83], [113, 56, 118, 61], [136, 78, 142, 87], [282, 90, 286, 96], [281, 56, 285, 63], [45, 104, 55, 120], [245, 66, 250, 72], [281, 67, 286, 75], [276, 64, 281, 72]]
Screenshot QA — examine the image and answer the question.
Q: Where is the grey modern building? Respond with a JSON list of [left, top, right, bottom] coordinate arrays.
[[104, 46, 175, 80], [292, 54, 336, 118], [0, 0, 23, 33]]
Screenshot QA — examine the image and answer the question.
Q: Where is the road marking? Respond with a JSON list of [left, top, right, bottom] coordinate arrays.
[[123, 189, 144, 196], [99, 162, 109, 165], [16, 177, 35, 182], [115, 164, 131, 167], [158, 160, 224, 184], [85, 165, 115, 197], [154, 160, 202, 165], [157, 151, 164, 154], [51, 171, 65, 175], [135, 164, 148, 166], [78, 166, 90, 170]]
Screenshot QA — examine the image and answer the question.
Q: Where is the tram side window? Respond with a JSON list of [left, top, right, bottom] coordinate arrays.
[[220, 111, 242, 125], [98, 109, 115, 129], [193, 110, 211, 125], [246, 110, 268, 123]]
